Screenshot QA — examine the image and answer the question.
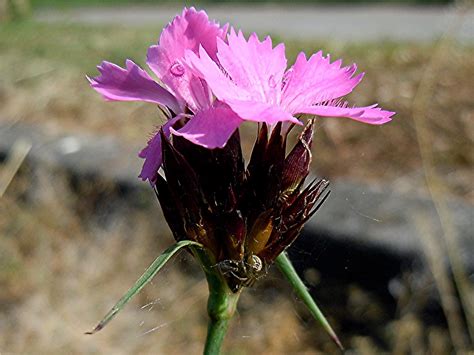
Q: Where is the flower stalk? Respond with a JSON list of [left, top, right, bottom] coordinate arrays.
[[204, 271, 241, 355], [190, 245, 241, 354]]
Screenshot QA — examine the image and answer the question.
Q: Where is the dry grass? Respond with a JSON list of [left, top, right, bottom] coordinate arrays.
[[410, 5, 474, 350], [0, 166, 462, 354]]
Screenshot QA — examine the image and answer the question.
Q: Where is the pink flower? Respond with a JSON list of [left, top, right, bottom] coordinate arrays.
[[176, 30, 394, 144], [88, 7, 238, 184], [90, 8, 395, 185]]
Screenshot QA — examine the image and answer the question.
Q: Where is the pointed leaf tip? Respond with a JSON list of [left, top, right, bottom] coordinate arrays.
[[275, 252, 343, 350], [85, 323, 104, 335], [85, 240, 203, 335]]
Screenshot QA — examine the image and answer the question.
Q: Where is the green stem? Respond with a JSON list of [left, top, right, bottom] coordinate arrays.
[[190, 246, 241, 355], [203, 270, 241, 355], [204, 317, 231, 355]]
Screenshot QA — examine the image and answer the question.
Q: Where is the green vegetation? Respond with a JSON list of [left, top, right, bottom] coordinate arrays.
[[0, 21, 161, 71]]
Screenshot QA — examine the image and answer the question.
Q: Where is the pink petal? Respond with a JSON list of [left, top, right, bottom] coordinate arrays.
[[186, 48, 299, 125], [158, 7, 227, 63], [138, 115, 182, 184], [146, 7, 227, 111], [170, 104, 243, 148], [300, 104, 395, 125], [89, 60, 180, 113], [225, 99, 301, 125], [185, 46, 249, 102], [186, 33, 295, 125], [216, 30, 287, 104], [281, 52, 364, 114], [147, 46, 210, 112]]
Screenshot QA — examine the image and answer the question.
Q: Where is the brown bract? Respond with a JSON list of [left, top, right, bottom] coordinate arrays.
[[154, 120, 329, 292]]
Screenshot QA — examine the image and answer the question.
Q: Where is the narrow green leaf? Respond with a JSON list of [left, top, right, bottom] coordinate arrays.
[[86, 240, 203, 335], [275, 252, 343, 350]]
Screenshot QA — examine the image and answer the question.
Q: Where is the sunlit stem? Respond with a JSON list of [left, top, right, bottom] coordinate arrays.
[[191, 247, 241, 355], [275, 252, 343, 350], [204, 271, 241, 355]]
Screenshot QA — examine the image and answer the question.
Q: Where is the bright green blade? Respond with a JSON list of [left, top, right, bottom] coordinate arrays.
[[275, 252, 343, 350], [86, 240, 203, 335]]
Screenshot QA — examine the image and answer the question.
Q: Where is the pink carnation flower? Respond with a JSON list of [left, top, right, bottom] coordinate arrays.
[[88, 7, 240, 184], [89, 8, 394, 185], [176, 30, 395, 147]]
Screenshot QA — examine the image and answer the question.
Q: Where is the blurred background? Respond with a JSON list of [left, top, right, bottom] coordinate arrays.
[[0, 0, 473, 354]]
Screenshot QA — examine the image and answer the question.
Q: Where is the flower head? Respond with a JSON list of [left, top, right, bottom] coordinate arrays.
[[90, 9, 394, 186], [89, 10, 394, 288], [175, 30, 395, 146]]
